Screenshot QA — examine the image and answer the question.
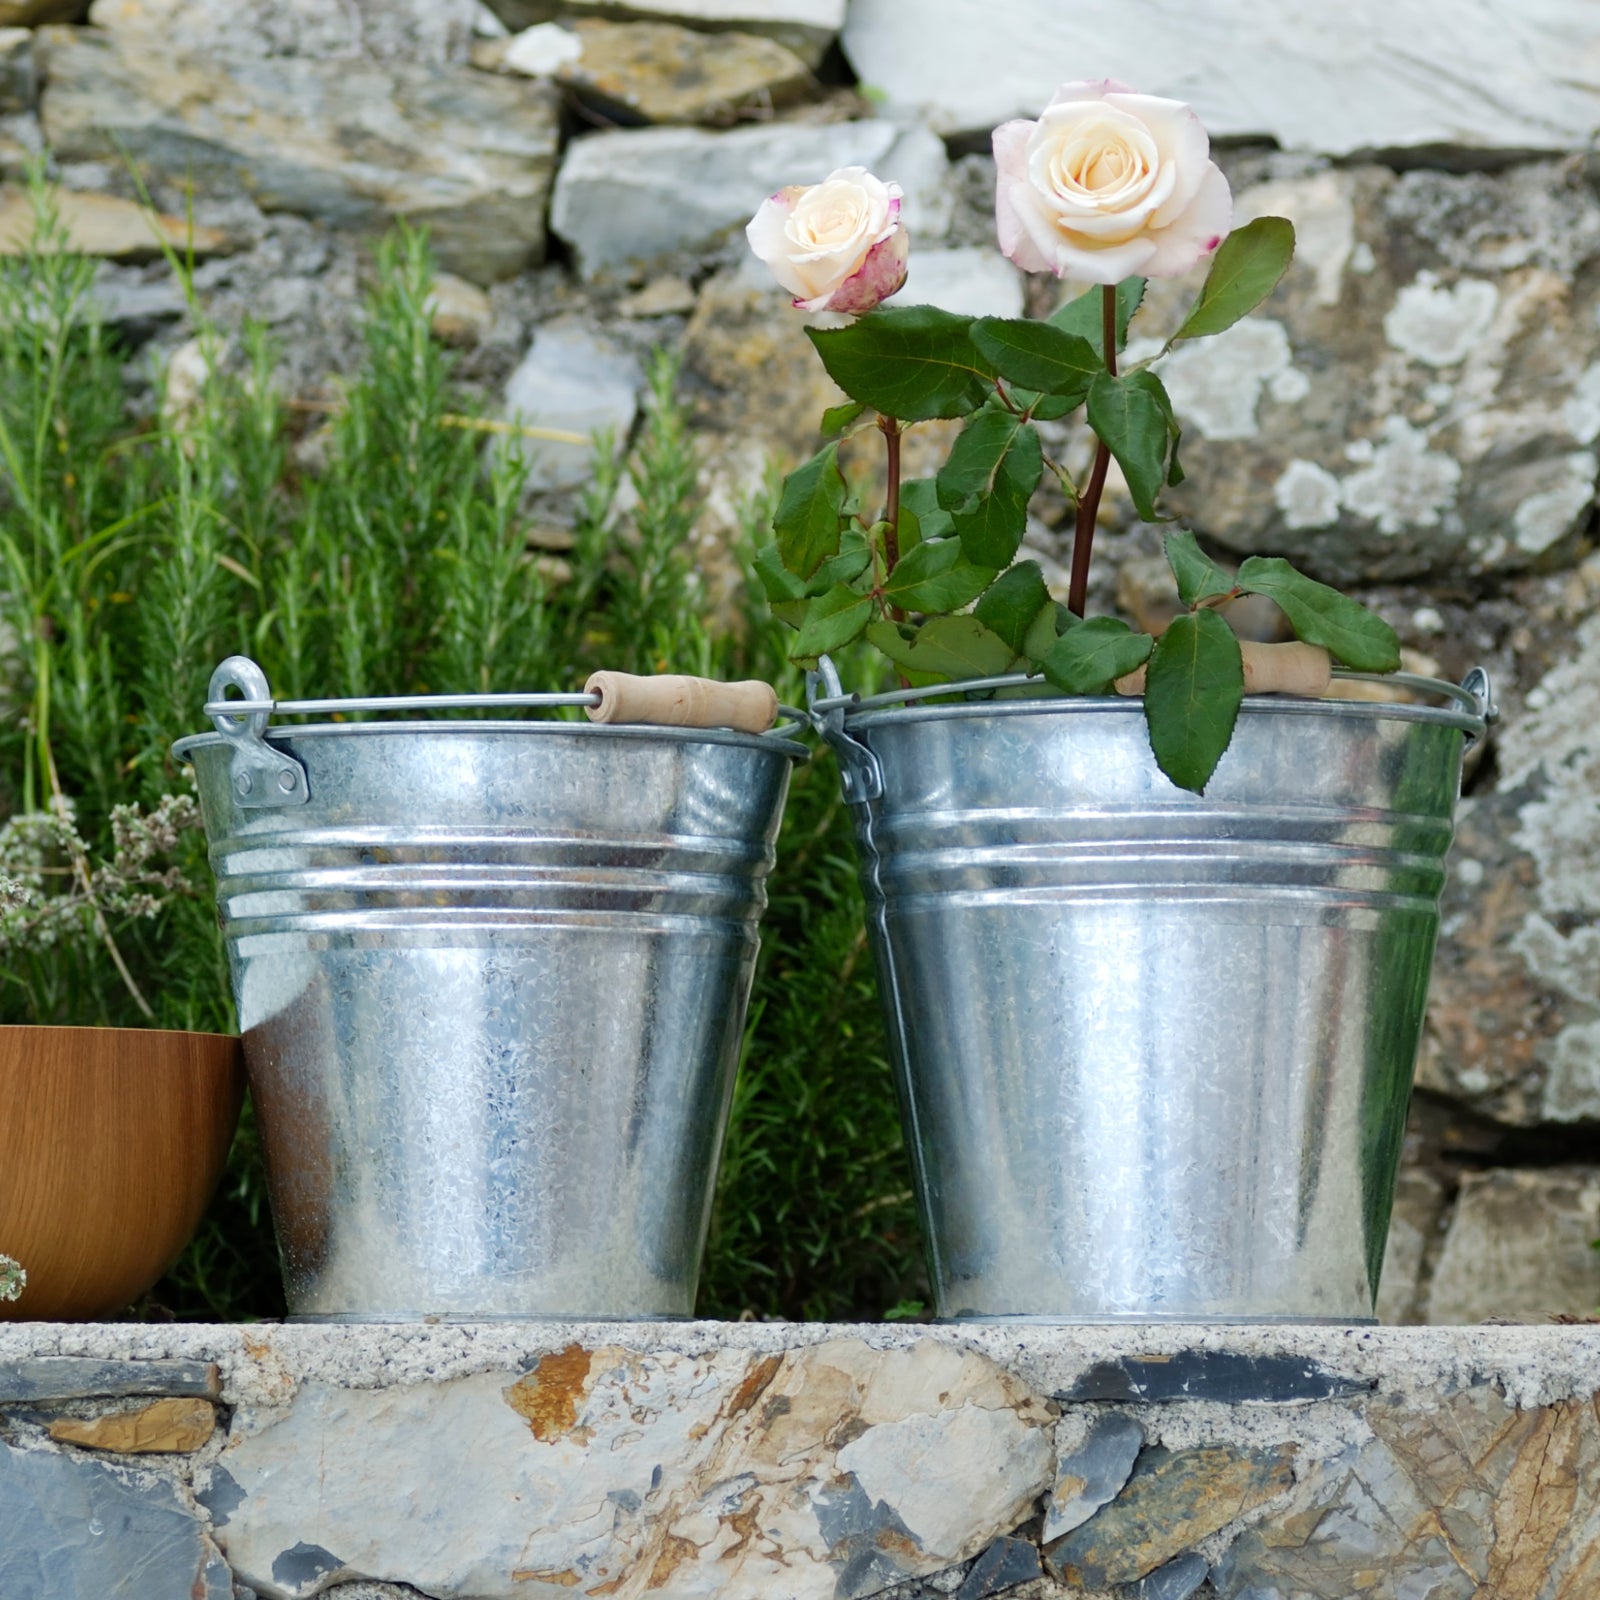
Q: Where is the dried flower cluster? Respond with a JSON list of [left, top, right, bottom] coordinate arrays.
[[0, 793, 202, 956]]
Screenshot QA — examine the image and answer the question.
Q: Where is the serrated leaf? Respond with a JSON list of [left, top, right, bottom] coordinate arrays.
[[882, 539, 996, 613], [899, 478, 954, 543], [970, 318, 1100, 401], [1086, 370, 1171, 522], [806, 305, 994, 422], [820, 400, 869, 438], [774, 442, 848, 579], [1022, 599, 1067, 662], [1171, 216, 1295, 344], [1009, 387, 1078, 421], [974, 561, 1051, 655], [865, 614, 1016, 681], [1049, 277, 1145, 358], [791, 582, 874, 660], [936, 406, 1031, 513], [754, 541, 807, 624], [1143, 608, 1244, 793], [895, 504, 922, 554], [950, 423, 1042, 568], [1235, 556, 1400, 672], [1164, 529, 1235, 607], [1042, 616, 1155, 694]]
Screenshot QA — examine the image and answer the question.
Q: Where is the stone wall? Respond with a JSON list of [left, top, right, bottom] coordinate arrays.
[[4, 1321, 1600, 1600], [1, 0, 1599, 1320]]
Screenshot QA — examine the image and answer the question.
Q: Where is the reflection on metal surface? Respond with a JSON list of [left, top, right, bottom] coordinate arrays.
[[820, 690, 1472, 1323], [182, 707, 800, 1321]]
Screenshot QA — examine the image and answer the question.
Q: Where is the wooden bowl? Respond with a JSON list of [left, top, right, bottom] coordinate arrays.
[[0, 1026, 245, 1320]]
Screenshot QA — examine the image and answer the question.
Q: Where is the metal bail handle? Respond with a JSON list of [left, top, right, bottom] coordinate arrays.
[[807, 655, 882, 803], [207, 656, 310, 808]]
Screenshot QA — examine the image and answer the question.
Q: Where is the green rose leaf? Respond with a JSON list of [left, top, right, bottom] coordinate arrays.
[[949, 423, 1042, 568], [1143, 608, 1244, 793], [969, 319, 1100, 402], [937, 406, 1033, 513], [899, 477, 954, 543], [1041, 616, 1154, 694], [1170, 216, 1295, 345], [1022, 598, 1068, 662], [790, 582, 874, 661], [1235, 555, 1401, 672], [1085, 370, 1173, 523], [1164, 529, 1235, 607], [1049, 277, 1146, 359], [865, 614, 1016, 680], [974, 560, 1051, 655], [806, 305, 994, 422], [774, 441, 848, 579], [756, 529, 872, 626], [1008, 387, 1077, 422], [882, 538, 997, 613], [820, 400, 869, 438]]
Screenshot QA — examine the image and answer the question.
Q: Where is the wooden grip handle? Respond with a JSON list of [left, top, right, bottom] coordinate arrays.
[[584, 671, 779, 734], [1114, 640, 1333, 697]]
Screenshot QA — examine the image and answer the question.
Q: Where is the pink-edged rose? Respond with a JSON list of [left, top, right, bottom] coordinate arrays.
[[746, 167, 910, 314], [993, 81, 1231, 283]]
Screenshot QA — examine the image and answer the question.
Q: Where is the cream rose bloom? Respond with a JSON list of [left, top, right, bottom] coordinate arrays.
[[746, 167, 910, 315], [993, 81, 1231, 283]]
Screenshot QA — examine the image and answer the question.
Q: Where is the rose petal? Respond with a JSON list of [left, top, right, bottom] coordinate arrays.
[[1139, 160, 1232, 277], [746, 194, 813, 299], [994, 119, 1057, 274], [800, 223, 910, 314]]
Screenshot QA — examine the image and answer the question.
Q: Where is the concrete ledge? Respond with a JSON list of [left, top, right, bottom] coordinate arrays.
[[1, 1322, 1598, 1599]]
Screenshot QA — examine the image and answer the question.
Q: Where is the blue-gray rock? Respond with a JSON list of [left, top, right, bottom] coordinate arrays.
[[37, 26, 560, 283], [1042, 1412, 1144, 1542], [0, 1438, 232, 1600], [1059, 1350, 1374, 1405], [549, 118, 948, 280], [1047, 1444, 1296, 1588], [955, 1535, 1043, 1599], [1122, 1552, 1209, 1600], [501, 322, 642, 491], [0, 27, 32, 115], [1211, 1386, 1600, 1599], [0, 1357, 221, 1404]]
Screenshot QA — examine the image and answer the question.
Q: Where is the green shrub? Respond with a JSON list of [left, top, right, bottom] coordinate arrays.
[[0, 176, 923, 1322]]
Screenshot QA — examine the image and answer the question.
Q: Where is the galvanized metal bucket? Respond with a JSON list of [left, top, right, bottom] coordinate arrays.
[[812, 664, 1494, 1323], [175, 657, 805, 1321]]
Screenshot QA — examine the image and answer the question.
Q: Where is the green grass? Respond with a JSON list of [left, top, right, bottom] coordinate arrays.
[[0, 172, 923, 1322]]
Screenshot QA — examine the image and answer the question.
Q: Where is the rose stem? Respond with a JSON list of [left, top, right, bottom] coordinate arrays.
[[882, 415, 902, 573], [881, 414, 905, 624], [1066, 284, 1119, 617]]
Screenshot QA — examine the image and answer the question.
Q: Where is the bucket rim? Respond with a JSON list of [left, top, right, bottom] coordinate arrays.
[[172, 719, 811, 765], [838, 688, 1482, 739]]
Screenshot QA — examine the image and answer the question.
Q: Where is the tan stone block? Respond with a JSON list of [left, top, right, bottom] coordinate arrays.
[[0, 185, 233, 259], [48, 1396, 216, 1454]]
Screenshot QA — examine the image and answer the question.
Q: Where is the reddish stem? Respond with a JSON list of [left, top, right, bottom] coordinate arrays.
[[1067, 285, 1119, 617], [882, 415, 902, 573], [881, 414, 905, 625]]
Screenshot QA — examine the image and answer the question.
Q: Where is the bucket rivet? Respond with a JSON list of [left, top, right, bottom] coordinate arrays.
[[277, 769, 298, 793], [234, 771, 253, 796]]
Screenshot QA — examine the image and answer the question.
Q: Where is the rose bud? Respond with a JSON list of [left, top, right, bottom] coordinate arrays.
[[993, 81, 1232, 283], [746, 167, 910, 314]]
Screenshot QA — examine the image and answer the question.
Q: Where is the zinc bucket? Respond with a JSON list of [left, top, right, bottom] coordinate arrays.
[[813, 666, 1492, 1323], [176, 658, 805, 1320]]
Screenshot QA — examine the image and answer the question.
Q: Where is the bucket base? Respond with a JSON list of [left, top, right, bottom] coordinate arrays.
[[939, 1312, 1378, 1326], [290, 1311, 697, 1324]]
